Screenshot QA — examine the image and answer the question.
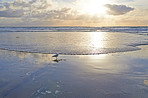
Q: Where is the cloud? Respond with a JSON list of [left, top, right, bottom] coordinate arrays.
[[0, 9, 24, 17], [13, 0, 31, 8], [0, 0, 52, 18], [1, 0, 146, 26], [13, 0, 51, 9], [0, 0, 92, 21], [105, 4, 134, 15], [0, 0, 79, 22], [113, 0, 134, 3], [28, 8, 72, 19]]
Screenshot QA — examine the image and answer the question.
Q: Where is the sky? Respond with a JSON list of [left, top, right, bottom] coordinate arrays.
[[0, 0, 147, 26]]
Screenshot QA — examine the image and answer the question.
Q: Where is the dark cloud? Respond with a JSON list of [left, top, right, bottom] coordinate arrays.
[[105, 4, 134, 15]]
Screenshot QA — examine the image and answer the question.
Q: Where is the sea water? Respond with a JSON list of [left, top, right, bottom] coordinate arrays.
[[0, 26, 148, 55]]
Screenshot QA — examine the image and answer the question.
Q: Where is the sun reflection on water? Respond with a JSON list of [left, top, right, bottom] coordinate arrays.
[[90, 32, 105, 48], [89, 32, 107, 54]]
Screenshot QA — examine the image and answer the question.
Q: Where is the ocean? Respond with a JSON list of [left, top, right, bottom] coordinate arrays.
[[0, 26, 148, 55]]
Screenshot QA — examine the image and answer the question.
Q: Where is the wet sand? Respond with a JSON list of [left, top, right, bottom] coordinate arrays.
[[0, 46, 148, 98]]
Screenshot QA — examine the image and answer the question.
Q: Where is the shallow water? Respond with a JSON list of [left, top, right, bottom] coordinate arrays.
[[0, 46, 148, 98], [0, 31, 148, 55]]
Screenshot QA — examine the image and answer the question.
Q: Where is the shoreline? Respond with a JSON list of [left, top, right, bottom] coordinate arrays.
[[0, 45, 148, 97], [0, 44, 143, 56]]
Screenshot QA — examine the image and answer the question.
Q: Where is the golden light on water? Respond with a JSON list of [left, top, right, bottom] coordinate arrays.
[[90, 32, 105, 49]]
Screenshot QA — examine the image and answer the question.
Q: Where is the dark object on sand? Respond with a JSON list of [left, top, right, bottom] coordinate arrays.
[[52, 53, 59, 59], [16, 36, 20, 38]]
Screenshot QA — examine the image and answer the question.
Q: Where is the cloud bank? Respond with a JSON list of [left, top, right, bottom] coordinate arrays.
[[105, 4, 134, 15], [0, 0, 90, 26], [0, 0, 52, 18], [0, 0, 147, 26], [0, 0, 78, 21]]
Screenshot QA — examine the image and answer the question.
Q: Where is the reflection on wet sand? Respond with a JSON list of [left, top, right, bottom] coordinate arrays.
[[52, 59, 66, 63], [144, 80, 148, 86], [0, 46, 148, 98], [0, 50, 65, 65], [0, 50, 66, 98], [75, 54, 130, 74]]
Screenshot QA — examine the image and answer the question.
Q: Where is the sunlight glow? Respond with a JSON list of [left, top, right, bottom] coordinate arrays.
[[78, 0, 110, 15], [90, 32, 105, 48]]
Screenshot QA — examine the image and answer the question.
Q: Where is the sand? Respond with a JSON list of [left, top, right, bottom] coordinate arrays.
[[0, 45, 148, 98]]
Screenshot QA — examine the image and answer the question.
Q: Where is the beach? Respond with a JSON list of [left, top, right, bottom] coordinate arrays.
[[0, 45, 148, 98], [0, 0, 148, 97], [0, 0, 147, 97], [0, 27, 148, 98]]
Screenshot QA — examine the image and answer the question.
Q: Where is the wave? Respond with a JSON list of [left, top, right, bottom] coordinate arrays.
[[0, 26, 148, 34]]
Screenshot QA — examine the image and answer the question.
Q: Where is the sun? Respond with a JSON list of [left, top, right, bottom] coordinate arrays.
[[77, 0, 110, 16]]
